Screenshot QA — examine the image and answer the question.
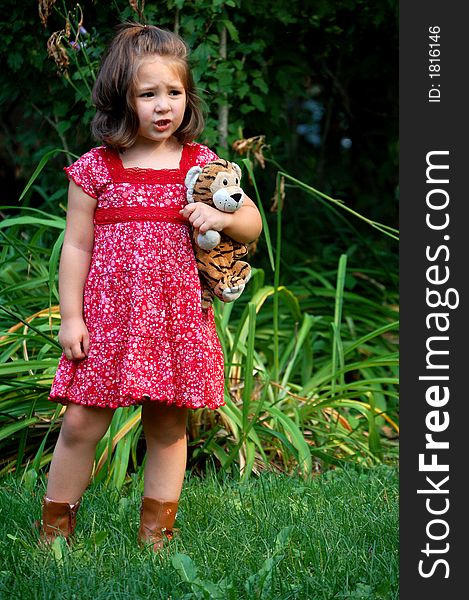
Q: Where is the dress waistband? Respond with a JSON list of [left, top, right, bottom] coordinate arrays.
[[94, 206, 188, 225]]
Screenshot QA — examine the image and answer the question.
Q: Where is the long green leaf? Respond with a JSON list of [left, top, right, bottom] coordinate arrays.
[[242, 303, 257, 430], [0, 358, 58, 373], [241, 158, 275, 271], [18, 149, 78, 203], [0, 417, 39, 441], [266, 405, 312, 476], [49, 230, 65, 305], [331, 254, 347, 396], [280, 313, 315, 388]]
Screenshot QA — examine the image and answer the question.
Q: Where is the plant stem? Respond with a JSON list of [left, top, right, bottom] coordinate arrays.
[[273, 173, 283, 386], [279, 171, 399, 240], [31, 105, 71, 159]]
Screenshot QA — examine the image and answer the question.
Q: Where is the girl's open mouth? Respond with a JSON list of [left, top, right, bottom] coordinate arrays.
[[155, 119, 171, 131]]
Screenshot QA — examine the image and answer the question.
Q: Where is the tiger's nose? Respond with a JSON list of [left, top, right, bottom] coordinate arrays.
[[231, 193, 242, 203]]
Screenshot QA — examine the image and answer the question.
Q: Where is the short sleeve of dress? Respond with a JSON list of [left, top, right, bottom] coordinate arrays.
[[64, 147, 108, 199], [191, 143, 220, 168]]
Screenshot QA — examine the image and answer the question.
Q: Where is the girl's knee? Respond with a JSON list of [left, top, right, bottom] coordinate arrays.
[[142, 403, 187, 443], [60, 404, 113, 446]]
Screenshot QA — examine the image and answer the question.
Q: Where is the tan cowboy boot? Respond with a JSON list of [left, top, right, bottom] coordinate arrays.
[[137, 497, 178, 551], [37, 496, 81, 546]]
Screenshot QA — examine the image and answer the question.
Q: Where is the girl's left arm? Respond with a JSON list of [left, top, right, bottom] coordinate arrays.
[[181, 196, 262, 244], [221, 196, 263, 244]]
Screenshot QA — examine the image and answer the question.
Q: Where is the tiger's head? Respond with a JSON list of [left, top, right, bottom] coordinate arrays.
[[185, 159, 244, 213]]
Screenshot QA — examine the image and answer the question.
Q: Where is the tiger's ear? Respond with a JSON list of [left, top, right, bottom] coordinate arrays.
[[231, 162, 242, 180], [185, 166, 203, 203]]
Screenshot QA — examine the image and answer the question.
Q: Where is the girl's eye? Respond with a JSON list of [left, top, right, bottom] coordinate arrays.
[[140, 92, 154, 98], [169, 90, 183, 96]]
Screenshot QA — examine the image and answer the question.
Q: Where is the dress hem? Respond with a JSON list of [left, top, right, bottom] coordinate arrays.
[[48, 394, 225, 411]]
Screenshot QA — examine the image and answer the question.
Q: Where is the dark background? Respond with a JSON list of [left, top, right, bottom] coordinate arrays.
[[0, 0, 398, 263]]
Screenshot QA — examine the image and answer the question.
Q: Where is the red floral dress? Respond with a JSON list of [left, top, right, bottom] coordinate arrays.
[[49, 142, 225, 410]]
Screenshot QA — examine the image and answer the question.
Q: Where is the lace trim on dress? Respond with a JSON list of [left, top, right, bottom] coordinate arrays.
[[102, 143, 198, 184], [94, 206, 188, 225]]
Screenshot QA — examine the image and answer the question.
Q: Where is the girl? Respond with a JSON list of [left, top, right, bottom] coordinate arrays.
[[39, 22, 262, 551]]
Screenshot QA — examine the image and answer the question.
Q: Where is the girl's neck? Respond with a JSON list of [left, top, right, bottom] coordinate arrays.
[[119, 137, 183, 170]]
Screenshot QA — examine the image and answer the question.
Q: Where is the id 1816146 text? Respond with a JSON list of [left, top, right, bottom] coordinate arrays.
[[428, 26, 441, 103]]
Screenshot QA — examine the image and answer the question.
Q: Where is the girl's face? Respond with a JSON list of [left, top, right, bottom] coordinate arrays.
[[133, 56, 187, 147]]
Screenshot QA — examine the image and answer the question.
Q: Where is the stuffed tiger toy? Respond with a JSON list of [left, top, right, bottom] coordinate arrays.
[[184, 159, 252, 309]]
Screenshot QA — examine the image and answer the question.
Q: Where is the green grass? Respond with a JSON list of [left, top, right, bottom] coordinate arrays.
[[0, 465, 398, 599]]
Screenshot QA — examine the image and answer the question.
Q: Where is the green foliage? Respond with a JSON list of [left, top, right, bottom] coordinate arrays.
[[0, 0, 398, 482], [0, 0, 397, 227], [171, 525, 294, 598], [0, 154, 398, 480], [0, 466, 399, 598]]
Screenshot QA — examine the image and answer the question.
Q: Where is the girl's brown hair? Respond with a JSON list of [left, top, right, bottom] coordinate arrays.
[[91, 22, 204, 150]]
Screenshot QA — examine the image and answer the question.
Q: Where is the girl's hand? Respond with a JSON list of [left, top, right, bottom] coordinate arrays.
[[180, 203, 231, 234], [181, 195, 262, 244], [58, 317, 90, 360]]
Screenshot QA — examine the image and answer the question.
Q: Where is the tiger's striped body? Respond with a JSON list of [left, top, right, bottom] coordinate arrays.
[[185, 160, 252, 309]]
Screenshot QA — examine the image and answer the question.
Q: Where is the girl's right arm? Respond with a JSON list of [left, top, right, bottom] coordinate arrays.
[[58, 181, 97, 360]]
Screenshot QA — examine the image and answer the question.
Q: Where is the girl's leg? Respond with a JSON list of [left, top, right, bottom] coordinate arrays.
[[141, 402, 188, 501], [46, 403, 115, 504]]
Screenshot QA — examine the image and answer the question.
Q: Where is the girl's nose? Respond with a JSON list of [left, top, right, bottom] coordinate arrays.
[[155, 96, 170, 112]]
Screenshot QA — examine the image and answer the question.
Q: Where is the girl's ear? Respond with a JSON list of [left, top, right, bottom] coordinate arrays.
[[185, 166, 202, 202]]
